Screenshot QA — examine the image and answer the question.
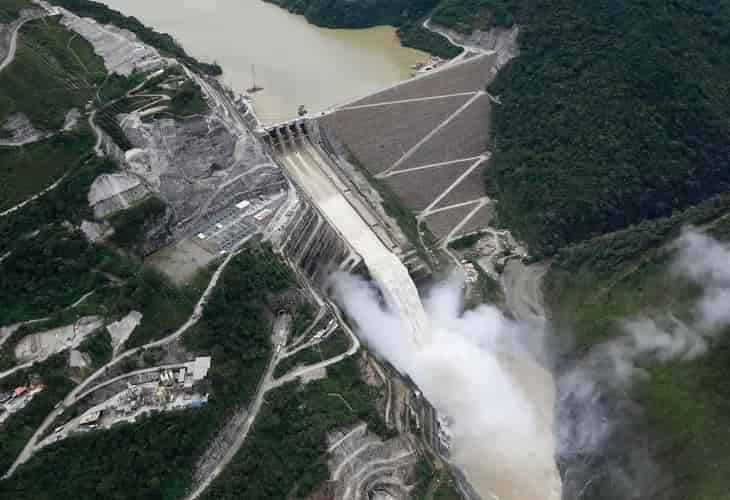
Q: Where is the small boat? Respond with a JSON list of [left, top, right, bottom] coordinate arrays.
[[247, 65, 263, 93]]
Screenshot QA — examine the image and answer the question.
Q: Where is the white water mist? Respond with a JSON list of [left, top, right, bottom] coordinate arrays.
[[331, 272, 562, 500], [331, 228, 730, 500]]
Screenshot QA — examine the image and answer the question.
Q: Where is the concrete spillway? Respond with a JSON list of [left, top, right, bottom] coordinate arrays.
[[278, 140, 430, 348]]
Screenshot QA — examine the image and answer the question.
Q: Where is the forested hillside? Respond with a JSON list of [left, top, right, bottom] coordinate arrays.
[[263, 0, 436, 28], [262, 0, 461, 57], [475, 0, 730, 255], [546, 207, 730, 500]]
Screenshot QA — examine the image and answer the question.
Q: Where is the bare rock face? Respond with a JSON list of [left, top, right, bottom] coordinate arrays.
[[63, 108, 81, 131], [431, 22, 520, 72], [467, 25, 520, 70], [0, 113, 50, 146], [106, 311, 142, 355], [59, 8, 163, 76], [135, 202, 175, 256], [88, 172, 150, 219], [80, 220, 108, 242], [120, 112, 286, 240]]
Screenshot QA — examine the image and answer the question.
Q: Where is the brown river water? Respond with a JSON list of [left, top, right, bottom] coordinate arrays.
[[100, 0, 428, 124]]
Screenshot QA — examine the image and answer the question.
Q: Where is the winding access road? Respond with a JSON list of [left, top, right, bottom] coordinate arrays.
[[501, 259, 550, 323], [0, 14, 41, 74], [186, 308, 360, 500], [3, 235, 249, 479]]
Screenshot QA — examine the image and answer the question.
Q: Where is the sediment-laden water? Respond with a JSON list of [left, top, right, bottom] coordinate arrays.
[[100, 0, 428, 123]]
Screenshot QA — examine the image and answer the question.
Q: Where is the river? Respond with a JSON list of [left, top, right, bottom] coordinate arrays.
[[100, 0, 428, 124]]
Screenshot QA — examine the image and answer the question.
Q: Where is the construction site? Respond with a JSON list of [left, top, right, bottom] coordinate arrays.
[[38, 356, 212, 450], [0, 383, 45, 425]]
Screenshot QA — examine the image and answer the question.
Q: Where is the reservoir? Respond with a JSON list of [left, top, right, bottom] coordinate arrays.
[[100, 0, 428, 124]]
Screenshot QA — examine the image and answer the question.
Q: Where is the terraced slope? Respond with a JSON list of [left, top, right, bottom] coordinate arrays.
[[321, 54, 498, 243]]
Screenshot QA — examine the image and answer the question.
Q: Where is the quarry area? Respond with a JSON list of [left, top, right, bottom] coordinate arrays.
[[38, 356, 212, 451], [326, 424, 418, 499], [13, 316, 103, 365]]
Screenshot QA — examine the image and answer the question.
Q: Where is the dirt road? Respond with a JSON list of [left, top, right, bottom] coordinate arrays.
[[502, 259, 549, 323]]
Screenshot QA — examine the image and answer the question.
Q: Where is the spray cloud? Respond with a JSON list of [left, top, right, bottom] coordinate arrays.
[[330, 227, 730, 500]]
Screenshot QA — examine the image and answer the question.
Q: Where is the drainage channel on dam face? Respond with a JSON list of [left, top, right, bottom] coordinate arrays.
[[276, 139, 431, 349]]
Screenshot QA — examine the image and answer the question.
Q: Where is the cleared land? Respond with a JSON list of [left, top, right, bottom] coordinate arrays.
[[145, 239, 217, 285], [322, 54, 495, 243]]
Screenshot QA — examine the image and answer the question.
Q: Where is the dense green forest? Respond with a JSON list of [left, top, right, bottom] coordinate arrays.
[[49, 0, 222, 75], [273, 328, 350, 378], [431, 0, 516, 33], [0, 247, 296, 499], [0, 16, 105, 131], [108, 195, 168, 252], [397, 21, 462, 59], [77, 330, 113, 369], [0, 15, 104, 210], [0, 154, 113, 255], [476, 0, 730, 255], [0, 217, 208, 349], [0, 0, 31, 22], [263, 0, 459, 57], [412, 456, 462, 499], [0, 131, 95, 212], [0, 406, 219, 499], [264, 0, 436, 29], [547, 210, 730, 499], [1, 224, 108, 323], [0, 145, 206, 351], [182, 245, 295, 407]]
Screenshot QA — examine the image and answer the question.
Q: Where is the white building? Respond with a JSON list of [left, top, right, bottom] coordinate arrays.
[[193, 356, 211, 381]]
